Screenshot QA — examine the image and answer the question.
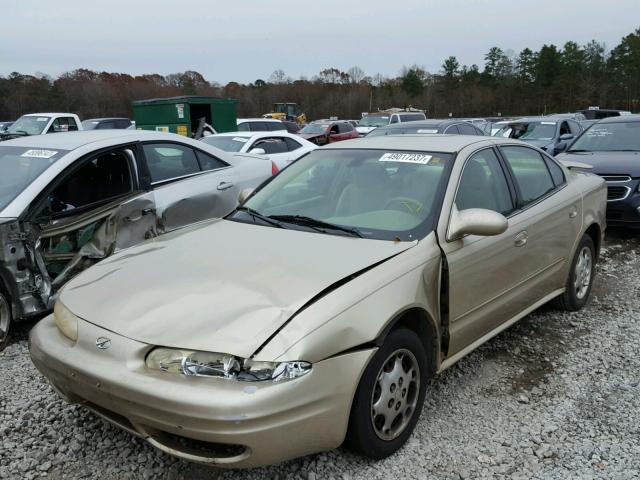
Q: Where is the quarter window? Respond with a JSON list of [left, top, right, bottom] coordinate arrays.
[[501, 146, 555, 205], [195, 150, 228, 171], [143, 144, 200, 183], [545, 157, 565, 187], [455, 149, 514, 215], [284, 137, 302, 151]]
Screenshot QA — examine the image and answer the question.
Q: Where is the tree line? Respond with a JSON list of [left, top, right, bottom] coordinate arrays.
[[1, 28, 638, 122]]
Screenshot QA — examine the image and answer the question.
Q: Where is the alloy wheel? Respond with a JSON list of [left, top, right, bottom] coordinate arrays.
[[574, 246, 593, 300], [370, 348, 420, 441]]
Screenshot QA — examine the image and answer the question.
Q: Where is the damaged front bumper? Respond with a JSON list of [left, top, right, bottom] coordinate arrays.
[[29, 316, 374, 468]]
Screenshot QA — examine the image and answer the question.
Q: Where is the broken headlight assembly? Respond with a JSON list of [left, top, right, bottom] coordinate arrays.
[[145, 348, 312, 382], [53, 301, 78, 341]]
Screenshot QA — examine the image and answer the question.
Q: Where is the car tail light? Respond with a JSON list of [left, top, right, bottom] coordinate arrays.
[[271, 161, 279, 175]]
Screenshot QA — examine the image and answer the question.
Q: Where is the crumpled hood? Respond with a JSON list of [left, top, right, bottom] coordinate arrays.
[[61, 219, 415, 358], [557, 151, 640, 177]]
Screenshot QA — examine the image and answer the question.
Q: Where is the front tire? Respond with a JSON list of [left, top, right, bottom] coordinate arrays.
[[0, 290, 12, 351], [345, 328, 428, 459], [553, 234, 596, 311]]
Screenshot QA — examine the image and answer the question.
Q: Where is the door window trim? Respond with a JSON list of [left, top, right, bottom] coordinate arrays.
[[495, 143, 567, 212]]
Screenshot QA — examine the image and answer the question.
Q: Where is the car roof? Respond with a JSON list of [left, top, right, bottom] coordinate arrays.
[[322, 134, 494, 153], [375, 119, 463, 130], [22, 113, 77, 117], [82, 117, 130, 122], [598, 114, 640, 124], [237, 118, 282, 123], [0, 129, 161, 150]]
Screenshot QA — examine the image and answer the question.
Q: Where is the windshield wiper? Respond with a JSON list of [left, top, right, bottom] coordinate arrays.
[[269, 215, 363, 238], [236, 206, 286, 229], [566, 149, 591, 153]]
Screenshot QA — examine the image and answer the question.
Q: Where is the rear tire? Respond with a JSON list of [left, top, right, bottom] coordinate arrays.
[[0, 290, 12, 351], [345, 328, 428, 459], [552, 234, 596, 311]]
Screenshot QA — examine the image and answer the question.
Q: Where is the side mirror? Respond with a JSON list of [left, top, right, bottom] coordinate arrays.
[[238, 188, 254, 204], [249, 148, 266, 155], [448, 207, 508, 241], [554, 143, 568, 154], [559, 133, 574, 141]]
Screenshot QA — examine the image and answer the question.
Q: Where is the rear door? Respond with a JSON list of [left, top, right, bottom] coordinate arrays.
[[498, 145, 580, 294], [141, 142, 238, 231]]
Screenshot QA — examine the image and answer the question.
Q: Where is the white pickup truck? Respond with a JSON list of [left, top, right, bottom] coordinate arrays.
[[0, 113, 83, 141]]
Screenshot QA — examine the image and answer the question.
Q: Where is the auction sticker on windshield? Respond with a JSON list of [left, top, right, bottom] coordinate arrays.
[[379, 152, 432, 164], [232, 137, 248, 143], [21, 149, 58, 159]]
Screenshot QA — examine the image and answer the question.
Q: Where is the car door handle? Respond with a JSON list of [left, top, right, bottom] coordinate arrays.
[[569, 206, 578, 219], [217, 181, 234, 191], [514, 231, 528, 247]]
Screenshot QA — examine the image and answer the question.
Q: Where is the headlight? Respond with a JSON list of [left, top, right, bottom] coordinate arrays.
[[146, 348, 311, 382], [54, 301, 78, 341]]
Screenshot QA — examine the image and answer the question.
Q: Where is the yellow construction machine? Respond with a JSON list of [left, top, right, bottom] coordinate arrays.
[[263, 103, 306, 124]]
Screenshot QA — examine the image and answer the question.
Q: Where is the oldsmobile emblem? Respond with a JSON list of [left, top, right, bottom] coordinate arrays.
[[95, 337, 111, 350]]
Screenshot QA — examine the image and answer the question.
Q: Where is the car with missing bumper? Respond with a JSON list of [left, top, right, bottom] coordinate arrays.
[[0, 130, 273, 347], [30, 135, 606, 468]]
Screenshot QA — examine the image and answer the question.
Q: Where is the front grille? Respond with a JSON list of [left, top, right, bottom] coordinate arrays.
[[607, 185, 631, 201]]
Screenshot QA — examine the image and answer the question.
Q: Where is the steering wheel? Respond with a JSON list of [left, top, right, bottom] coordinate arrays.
[[384, 197, 424, 215]]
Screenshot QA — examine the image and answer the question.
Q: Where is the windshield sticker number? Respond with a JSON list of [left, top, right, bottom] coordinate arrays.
[[379, 153, 432, 164], [541, 121, 557, 125], [21, 149, 58, 159], [37, 117, 49, 122], [586, 128, 612, 137], [417, 129, 439, 134], [232, 137, 248, 143]]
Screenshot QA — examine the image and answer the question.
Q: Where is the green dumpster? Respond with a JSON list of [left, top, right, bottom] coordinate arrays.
[[132, 96, 238, 136]]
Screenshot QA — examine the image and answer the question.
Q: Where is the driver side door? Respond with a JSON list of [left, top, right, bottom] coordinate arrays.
[[29, 145, 155, 287]]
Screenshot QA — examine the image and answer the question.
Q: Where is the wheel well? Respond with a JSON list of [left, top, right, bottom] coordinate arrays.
[[386, 308, 439, 377], [584, 223, 601, 262]]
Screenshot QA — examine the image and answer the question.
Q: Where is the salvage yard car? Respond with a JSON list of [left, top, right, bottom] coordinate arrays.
[[367, 119, 485, 137], [556, 115, 640, 228], [298, 120, 359, 145], [0, 130, 273, 347], [30, 135, 606, 468], [0, 113, 83, 141], [201, 131, 317, 171], [494, 117, 583, 155]]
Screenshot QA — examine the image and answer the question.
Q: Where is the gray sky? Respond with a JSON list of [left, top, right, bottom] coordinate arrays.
[[1, 0, 638, 84]]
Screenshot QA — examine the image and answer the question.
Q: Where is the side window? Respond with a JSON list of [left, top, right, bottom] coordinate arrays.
[[329, 125, 339, 134], [545, 157, 566, 186], [501, 146, 555, 205], [39, 149, 134, 217], [268, 122, 284, 131], [252, 138, 288, 154], [66, 117, 79, 131], [97, 121, 115, 130], [284, 137, 302, 151], [390, 115, 399, 124], [338, 123, 353, 133], [457, 123, 478, 135], [444, 124, 461, 134], [143, 144, 201, 183], [237, 122, 250, 132], [455, 149, 514, 216], [195, 150, 228, 171], [48, 118, 69, 133], [559, 121, 571, 136]]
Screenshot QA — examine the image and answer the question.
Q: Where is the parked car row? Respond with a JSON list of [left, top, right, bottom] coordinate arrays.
[[0, 113, 134, 141]]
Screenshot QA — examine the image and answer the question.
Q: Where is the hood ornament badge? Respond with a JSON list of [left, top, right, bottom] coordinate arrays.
[[95, 337, 112, 350]]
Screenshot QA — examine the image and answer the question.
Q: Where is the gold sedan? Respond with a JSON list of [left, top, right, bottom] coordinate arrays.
[[30, 135, 606, 468]]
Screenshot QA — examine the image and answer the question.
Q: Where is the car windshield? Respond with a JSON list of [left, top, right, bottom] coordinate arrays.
[[0, 146, 68, 211], [235, 148, 452, 241], [6, 116, 51, 135], [300, 124, 329, 134], [495, 122, 556, 140], [359, 116, 390, 127], [568, 122, 640, 152], [201, 135, 249, 152]]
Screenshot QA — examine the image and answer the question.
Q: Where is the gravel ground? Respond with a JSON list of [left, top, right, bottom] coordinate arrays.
[[1, 229, 639, 480]]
